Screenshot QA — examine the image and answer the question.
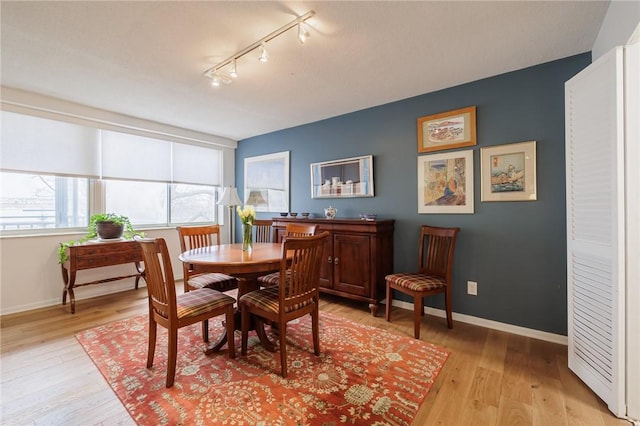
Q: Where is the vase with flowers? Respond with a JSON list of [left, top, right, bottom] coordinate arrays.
[[236, 204, 256, 251]]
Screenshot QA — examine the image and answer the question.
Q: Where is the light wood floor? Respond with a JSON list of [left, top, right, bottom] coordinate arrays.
[[0, 286, 630, 426]]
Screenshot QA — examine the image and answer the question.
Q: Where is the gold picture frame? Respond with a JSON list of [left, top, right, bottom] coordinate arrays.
[[417, 106, 477, 153], [480, 141, 537, 202]]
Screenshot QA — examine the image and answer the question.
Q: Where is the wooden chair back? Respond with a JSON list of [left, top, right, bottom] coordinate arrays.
[[253, 219, 273, 243], [278, 232, 328, 316], [176, 225, 223, 289], [285, 223, 318, 237], [177, 224, 222, 252], [137, 237, 177, 323], [419, 225, 460, 281]]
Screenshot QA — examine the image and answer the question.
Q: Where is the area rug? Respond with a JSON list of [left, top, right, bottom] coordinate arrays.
[[76, 312, 449, 425]]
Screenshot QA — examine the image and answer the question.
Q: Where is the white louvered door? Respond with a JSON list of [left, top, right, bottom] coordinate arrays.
[[565, 47, 626, 416]]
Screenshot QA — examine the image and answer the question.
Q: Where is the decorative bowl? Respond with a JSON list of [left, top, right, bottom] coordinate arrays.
[[279, 212, 288, 217], [289, 212, 298, 217], [301, 212, 310, 218], [360, 213, 377, 221]]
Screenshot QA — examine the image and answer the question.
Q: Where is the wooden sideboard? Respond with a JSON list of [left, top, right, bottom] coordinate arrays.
[[60, 239, 145, 314], [271, 217, 394, 316]]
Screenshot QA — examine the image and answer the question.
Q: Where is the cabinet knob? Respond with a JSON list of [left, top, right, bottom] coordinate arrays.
[[334, 257, 339, 265], [327, 256, 332, 264]]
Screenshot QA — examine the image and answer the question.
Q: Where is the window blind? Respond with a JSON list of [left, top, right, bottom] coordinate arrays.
[[2, 110, 223, 185], [101, 130, 172, 182], [172, 142, 221, 185], [0, 110, 100, 178]]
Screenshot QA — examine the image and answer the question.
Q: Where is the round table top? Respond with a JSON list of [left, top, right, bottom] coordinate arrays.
[[178, 242, 285, 277]]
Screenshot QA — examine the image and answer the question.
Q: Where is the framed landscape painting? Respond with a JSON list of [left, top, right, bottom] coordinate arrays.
[[480, 141, 537, 201], [417, 106, 477, 153], [418, 149, 474, 214], [244, 151, 289, 212]]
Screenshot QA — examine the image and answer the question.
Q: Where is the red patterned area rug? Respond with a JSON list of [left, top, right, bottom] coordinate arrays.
[[76, 312, 449, 425]]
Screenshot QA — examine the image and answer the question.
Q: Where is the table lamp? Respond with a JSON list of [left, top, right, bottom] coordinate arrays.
[[217, 186, 243, 243]]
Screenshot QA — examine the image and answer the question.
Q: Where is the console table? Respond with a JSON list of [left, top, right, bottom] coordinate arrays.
[[60, 239, 145, 314]]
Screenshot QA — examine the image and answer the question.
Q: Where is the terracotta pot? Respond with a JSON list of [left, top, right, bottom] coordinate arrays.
[[96, 221, 124, 239]]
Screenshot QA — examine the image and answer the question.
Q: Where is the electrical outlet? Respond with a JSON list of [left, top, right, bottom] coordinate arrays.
[[467, 280, 478, 296]]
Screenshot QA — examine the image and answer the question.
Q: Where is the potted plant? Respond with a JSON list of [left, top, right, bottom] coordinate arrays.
[[58, 213, 144, 263]]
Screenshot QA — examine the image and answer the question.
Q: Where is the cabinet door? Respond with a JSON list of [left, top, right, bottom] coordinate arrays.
[[333, 233, 371, 296], [318, 234, 333, 289]]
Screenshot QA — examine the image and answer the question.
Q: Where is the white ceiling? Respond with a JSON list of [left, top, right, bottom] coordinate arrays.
[[1, 1, 609, 141]]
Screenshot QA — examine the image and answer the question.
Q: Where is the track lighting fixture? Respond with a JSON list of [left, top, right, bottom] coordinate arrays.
[[204, 10, 315, 87]]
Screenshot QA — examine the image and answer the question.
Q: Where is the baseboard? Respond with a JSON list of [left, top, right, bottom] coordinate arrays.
[[0, 280, 146, 316], [389, 299, 568, 346]]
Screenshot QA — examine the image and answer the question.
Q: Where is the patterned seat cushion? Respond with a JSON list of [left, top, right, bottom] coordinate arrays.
[[385, 273, 446, 291], [239, 286, 312, 314], [176, 288, 235, 319], [188, 273, 237, 292], [256, 270, 290, 287]]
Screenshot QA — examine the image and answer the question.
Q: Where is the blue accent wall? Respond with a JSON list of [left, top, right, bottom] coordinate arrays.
[[236, 53, 591, 335]]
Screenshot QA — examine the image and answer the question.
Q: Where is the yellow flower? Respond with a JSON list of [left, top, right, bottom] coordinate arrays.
[[236, 204, 256, 225]]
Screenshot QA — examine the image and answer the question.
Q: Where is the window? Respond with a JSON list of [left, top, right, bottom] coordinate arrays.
[[1, 110, 225, 235], [104, 180, 168, 226], [0, 172, 89, 231], [170, 184, 217, 224]]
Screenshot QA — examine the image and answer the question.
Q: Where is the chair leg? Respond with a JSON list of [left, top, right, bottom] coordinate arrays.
[[385, 282, 392, 322], [241, 305, 250, 356], [147, 317, 157, 368], [445, 289, 454, 329], [279, 321, 288, 378], [202, 319, 209, 343], [166, 328, 178, 388], [413, 294, 422, 339], [312, 307, 320, 356], [225, 306, 236, 359]]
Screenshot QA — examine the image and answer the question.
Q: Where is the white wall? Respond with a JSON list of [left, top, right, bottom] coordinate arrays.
[[0, 228, 186, 315]]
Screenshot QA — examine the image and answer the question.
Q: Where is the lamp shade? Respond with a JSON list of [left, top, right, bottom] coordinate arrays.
[[218, 186, 242, 206]]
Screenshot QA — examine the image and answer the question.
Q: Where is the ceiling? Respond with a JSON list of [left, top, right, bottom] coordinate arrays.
[[1, 1, 609, 142]]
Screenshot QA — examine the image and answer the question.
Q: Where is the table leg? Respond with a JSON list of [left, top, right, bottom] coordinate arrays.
[[203, 276, 276, 354]]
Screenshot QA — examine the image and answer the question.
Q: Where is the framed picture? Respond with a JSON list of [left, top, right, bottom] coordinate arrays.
[[418, 149, 474, 214], [417, 106, 477, 153], [244, 151, 289, 212], [310, 155, 374, 199], [480, 141, 537, 202]]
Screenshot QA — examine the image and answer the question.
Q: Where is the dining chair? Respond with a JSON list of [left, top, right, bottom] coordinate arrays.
[[239, 231, 329, 378], [385, 225, 460, 339], [257, 223, 318, 286], [177, 224, 237, 342], [136, 237, 236, 388], [253, 219, 273, 243], [177, 225, 237, 293]]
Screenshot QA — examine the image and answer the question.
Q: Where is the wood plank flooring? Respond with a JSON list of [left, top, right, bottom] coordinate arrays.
[[0, 286, 630, 426]]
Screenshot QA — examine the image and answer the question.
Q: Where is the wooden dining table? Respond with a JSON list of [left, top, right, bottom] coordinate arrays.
[[178, 242, 288, 353]]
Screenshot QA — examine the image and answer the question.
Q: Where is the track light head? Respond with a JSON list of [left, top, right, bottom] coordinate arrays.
[[229, 59, 238, 78], [258, 43, 269, 63], [297, 22, 310, 44]]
